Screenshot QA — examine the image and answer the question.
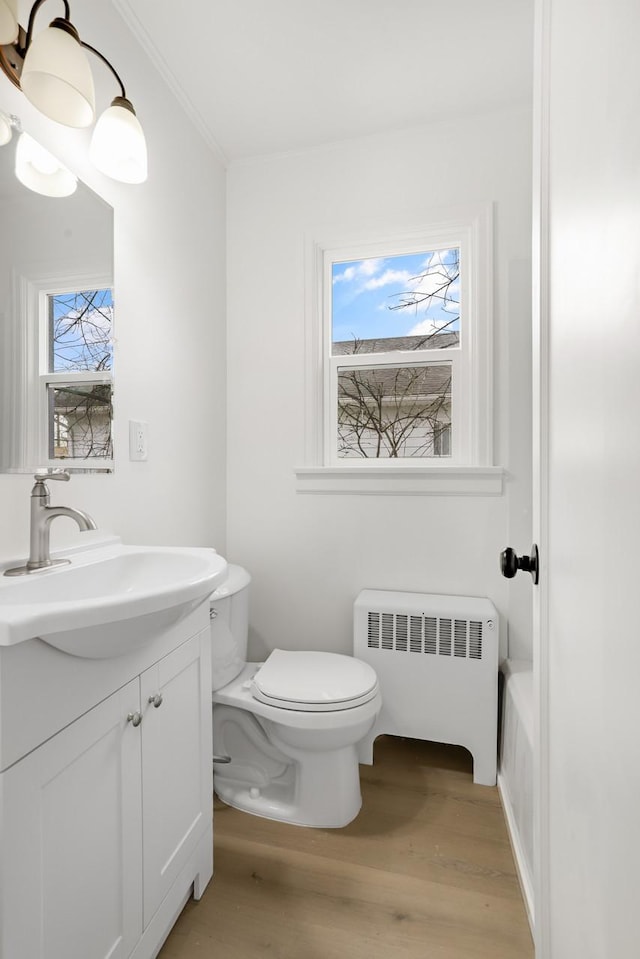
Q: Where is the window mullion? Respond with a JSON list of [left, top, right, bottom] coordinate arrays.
[[335, 351, 456, 371], [43, 371, 112, 386]]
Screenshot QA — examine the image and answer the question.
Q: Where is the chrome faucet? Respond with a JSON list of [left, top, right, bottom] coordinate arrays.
[[4, 470, 97, 576]]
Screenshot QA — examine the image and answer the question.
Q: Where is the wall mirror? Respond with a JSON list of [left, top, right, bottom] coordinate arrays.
[[0, 114, 114, 474]]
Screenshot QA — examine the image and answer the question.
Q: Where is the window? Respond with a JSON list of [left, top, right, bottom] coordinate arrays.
[[298, 206, 500, 494], [330, 247, 458, 462], [41, 286, 114, 469]]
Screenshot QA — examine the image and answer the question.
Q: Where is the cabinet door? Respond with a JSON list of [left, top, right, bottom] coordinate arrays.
[[140, 629, 213, 924], [0, 679, 143, 959]]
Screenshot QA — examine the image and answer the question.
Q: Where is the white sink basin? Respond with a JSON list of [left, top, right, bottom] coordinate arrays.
[[0, 542, 227, 658]]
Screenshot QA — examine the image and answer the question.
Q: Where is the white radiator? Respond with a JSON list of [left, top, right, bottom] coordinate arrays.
[[353, 589, 499, 785]]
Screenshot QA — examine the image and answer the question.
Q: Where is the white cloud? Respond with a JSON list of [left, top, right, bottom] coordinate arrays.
[[363, 268, 414, 291], [398, 267, 459, 306], [333, 265, 357, 284], [333, 258, 384, 285], [58, 306, 113, 341], [408, 318, 455, 336], [358, 258, 383, 277]]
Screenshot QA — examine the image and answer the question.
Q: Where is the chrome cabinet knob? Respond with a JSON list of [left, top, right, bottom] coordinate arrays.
[[127, 711, 142, 727], [148, 693, 163, 708]]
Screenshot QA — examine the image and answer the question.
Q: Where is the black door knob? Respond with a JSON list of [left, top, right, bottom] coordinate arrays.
[[500, 544, 539, 584]]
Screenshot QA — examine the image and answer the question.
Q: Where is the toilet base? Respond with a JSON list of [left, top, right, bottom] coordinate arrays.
[[215, 773, 362, 829], [212, 665, 380, 829], [213, 701, 365, 827]]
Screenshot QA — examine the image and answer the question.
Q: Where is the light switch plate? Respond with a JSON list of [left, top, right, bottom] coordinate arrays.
[[129, 420, 148, 461]]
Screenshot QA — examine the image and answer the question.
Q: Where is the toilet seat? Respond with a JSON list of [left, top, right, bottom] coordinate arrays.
[[251, 649, 379, 712]]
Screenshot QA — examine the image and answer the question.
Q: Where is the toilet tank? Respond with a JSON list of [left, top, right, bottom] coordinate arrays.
[[209, 564, 251, 691]]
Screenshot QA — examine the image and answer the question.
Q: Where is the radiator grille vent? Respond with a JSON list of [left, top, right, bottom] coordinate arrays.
[[367, 610, 484, 660]]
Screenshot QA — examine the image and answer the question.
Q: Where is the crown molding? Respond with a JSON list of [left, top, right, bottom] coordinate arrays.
[[112, 0, 228, 167]]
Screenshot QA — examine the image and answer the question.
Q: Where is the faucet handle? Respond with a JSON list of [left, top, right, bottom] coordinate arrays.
[[34, 468, 70, 483]]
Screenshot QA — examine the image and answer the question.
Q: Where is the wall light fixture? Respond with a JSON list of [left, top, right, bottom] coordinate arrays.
[[15, 128, 77, 195], [0, 0, 147, 183], [0, 110, 77, 196]]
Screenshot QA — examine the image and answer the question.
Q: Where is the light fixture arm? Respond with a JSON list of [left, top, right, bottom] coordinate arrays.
[[22, 0, 72, 57], [81, 41, 127, 104]]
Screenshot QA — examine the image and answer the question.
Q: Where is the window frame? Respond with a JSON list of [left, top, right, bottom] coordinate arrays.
[[13, 270, 114, 472], [297, 205, 502, 495], [39, 281, 114, 471], [325, 234, 465, 466]]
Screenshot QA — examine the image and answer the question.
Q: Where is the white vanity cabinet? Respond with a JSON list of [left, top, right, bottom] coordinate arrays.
[[1, 678, 144, 959], [0, 615, 213, 959], [140, 630, 213, 926]]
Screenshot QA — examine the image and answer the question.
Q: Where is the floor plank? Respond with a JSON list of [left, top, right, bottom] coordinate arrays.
[[159, 736, 533, 958]]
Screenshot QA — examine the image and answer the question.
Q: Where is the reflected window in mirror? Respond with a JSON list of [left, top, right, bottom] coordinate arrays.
[[43, 287, 114, 466]]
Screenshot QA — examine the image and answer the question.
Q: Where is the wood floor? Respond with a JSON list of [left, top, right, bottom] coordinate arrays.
[[159, 736, 533, 959]]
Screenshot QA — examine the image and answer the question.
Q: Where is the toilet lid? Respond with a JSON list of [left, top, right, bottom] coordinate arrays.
[[251, 649, 379, 712]]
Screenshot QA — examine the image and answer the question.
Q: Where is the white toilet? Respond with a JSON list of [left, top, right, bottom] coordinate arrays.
[[209, 565, 381, 828]]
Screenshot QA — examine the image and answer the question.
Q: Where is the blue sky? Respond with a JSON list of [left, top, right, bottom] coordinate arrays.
[[331, 248, 460, 345], [51, 289, 114, 372]]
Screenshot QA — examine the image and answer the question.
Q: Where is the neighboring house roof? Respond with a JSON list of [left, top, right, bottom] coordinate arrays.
[[338, 363, 451, 402], [332, 331, 459, 356], [335, 333, 454, 402], [53, 385, 112, 415]]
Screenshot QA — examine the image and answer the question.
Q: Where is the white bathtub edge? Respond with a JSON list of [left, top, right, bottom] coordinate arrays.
[[498, 769, 535, 936]]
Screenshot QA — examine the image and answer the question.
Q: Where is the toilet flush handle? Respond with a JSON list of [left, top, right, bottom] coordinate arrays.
[[213, 755, 232, 764]]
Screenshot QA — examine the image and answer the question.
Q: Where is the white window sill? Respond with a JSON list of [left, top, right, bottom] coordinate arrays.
[[294, 465, 505, 496]]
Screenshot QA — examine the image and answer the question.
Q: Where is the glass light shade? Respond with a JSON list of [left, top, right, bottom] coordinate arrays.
[[0, 111, 12, 146], [20, 22, 95, 128], [90, 99, 148, 184], [0, 0, 18, 44], [15, 132, 77, 197]]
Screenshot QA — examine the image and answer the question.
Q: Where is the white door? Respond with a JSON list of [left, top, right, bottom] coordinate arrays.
[[141, 630, 213, 925], [533, 0, 640, 955], [0, 679, 143, 959]]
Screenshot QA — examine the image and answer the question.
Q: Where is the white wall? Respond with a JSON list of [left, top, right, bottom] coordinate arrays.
[[0, 0, 227, 562], [227, 108, 533, 661]]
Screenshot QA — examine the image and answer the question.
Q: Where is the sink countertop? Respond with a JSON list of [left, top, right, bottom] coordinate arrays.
[[0, 539, 227, 653]]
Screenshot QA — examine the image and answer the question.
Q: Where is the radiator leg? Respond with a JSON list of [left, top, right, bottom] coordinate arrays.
[[470, 746, 497, 787]]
